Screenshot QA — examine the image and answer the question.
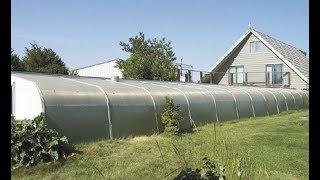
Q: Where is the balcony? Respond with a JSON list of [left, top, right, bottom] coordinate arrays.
[[175, 69, 292, 88], [227, 71, 291, 88]]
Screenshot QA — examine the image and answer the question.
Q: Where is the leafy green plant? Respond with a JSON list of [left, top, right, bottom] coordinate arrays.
[[174, 157, 226, 180], [11, 113, 75, 168], [160, 97, 184, 134], [202, 157, 226, 180], [174, 168, 202, 180]]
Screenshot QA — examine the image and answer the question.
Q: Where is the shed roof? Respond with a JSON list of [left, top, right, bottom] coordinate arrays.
[[73, 58, 122, 71]]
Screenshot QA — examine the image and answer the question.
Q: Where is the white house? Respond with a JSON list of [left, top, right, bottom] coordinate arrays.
[[208, 28, 309, 90], [73, 58, 123, 78]]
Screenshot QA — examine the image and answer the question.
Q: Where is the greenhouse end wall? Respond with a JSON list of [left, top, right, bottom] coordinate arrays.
[[11, 72, 309, 142]]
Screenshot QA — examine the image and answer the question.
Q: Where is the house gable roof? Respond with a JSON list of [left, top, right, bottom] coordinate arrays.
[[254, 30, 309, 79], [208, 28, 309, 83]]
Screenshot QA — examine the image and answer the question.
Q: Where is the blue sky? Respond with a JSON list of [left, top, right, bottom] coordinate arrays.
[[11, 0, 308, 71]]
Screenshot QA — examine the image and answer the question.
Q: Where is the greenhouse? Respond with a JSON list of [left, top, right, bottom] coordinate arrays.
[[11, 72, 309, 141]]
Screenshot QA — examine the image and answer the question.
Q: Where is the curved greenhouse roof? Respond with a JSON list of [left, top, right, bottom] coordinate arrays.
[[11, 72, 309, 141]]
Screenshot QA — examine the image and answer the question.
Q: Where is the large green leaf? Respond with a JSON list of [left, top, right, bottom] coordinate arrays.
[[11, 114, 75, 168]]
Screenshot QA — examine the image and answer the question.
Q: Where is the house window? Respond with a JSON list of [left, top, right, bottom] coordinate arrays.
[[250, 41, 262, 53], [229, 66, 244, 84], [266, 64, 283, 84]]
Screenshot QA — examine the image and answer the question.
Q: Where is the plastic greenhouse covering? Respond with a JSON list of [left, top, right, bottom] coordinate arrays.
[[12, 72, 309, 142]]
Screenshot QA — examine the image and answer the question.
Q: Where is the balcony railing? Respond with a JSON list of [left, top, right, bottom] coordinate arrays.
[[227, 72, 291, 88], [175, 69, 292, 88]]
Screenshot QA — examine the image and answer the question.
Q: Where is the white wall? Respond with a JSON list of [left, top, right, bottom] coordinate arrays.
[[11, 76, 43, 120], [76, 60, 123, 78]]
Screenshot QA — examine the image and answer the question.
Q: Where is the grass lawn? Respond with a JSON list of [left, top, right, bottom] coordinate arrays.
[[12, 109, 309, 179]]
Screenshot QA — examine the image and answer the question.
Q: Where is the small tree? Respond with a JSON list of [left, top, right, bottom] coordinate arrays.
[[116, 32, 177, 81], [22, 43, 69, 75], [160, 97, 183, 134], [11, 50, 25, 71]]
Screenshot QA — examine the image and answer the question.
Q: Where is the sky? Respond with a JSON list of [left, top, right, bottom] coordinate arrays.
[[11, 0, 309, 71]]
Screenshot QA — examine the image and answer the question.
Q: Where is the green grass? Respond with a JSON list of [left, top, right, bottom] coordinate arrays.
[[12, 110, 309, 179]]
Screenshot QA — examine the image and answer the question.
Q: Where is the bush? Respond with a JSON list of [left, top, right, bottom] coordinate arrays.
[[160, 97, 184, 134], [11, 113, 75, 168], [202, 157, 226, 180], [174, 168, 202, 180], [174, 157, 226, 180]]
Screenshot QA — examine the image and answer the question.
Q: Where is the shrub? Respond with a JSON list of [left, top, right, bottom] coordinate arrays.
[[174, 157, 226, 180], [174, 168, 202, 180], [202, 157, 226, 180], [11, 113, 75, 168], [160, 97, 184, 134]]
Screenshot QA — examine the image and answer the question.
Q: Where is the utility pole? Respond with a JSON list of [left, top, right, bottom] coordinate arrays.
[[180, 58, 183, 75]]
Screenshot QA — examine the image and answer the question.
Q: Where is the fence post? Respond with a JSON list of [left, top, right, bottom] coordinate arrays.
[[288, 72, 291, 88], [245, 72, 248, 84], [266, 72, 270, 87], [229, 73, 234, 85], [176, 68, 180, 81], [188, 70, 191, 83], [199, 71, 203, 83]]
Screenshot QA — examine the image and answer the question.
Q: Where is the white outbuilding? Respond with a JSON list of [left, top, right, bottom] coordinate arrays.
[[73, 58, 123, 78]]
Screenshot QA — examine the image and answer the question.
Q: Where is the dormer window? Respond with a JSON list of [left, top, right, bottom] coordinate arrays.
[[250, 41, 262, 53]]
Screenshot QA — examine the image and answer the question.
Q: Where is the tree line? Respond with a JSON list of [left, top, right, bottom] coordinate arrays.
[[11, 43, 69, 75], [12, 33, 178, 81]]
